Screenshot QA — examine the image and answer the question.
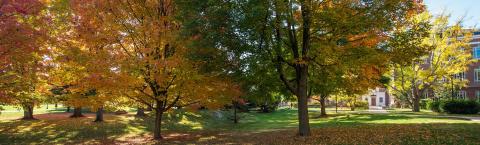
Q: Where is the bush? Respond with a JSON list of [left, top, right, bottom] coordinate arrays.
[[259, 101, 280, 113], [441, 100, 480, 114], [426, 100, 442, 112], [420, 99, 429, 109], [354, 101, 368, 109]]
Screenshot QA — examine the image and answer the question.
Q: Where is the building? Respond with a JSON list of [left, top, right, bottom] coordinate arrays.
[[459, 31, 480, 101], [362, 87, 394, 109]]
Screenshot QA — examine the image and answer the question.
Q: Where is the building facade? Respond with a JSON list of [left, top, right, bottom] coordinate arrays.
[[459, 31, 480, 101], [362, 87, 394, 109]]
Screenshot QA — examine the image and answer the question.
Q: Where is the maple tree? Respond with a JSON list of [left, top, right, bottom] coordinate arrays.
[[0, 0, 48, 120], [68, 0, 241, 139]]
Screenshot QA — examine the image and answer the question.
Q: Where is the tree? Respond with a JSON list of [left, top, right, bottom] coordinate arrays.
[[71, 0, 241, 140], [0, 0, 48, 120], [387, 13, 474, 112], [179, 0, 415, 136]]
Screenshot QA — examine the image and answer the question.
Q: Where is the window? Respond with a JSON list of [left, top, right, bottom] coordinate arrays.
[[454, 72, 466, 80], [475, 69, 480, 82], [456, 91, 467, 100], [474, 47, 480, 59], [379, 97, 383, 103]]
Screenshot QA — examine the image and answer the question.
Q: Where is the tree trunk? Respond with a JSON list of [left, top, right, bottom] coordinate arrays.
[[296, 66, 311, 136], [412, 86, 420, 112], [233, 102, 238, 124], [94, 107, 104, 122], [412, 94, 420, 112], [335, 96, 338, 113], [66, 106, 71, 112], [55, 103, 58, 108], [136, 107, 146, 117], [153, 101, 164, 140], [320, 96, 327, 116], [70, 107, 84, 118], [351, 99, 356, 111], [22, 104, 35, 120]]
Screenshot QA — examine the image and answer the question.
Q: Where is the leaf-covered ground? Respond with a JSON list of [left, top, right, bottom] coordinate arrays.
[[0, 108, 479, 144]]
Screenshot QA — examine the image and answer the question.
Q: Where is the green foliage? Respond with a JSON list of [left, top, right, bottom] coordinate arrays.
[[354, 101, 369, 109], [441, 100, 480, 114], [420, 99, 429, 109], [387, 12, 474, 109], [426, 100, 442, 112]]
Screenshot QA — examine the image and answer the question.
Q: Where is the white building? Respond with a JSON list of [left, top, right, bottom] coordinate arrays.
[[361, 87, 394, 109]]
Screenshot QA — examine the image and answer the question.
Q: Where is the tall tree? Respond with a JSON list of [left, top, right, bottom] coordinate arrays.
[[387, 13, 473, 112], [0, 0, 48, 120], [71, 0, 241, 140], [179, 0, 416, 136]]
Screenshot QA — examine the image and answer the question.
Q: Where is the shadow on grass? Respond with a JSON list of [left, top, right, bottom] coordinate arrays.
[[1, 108, 478, 144], [0, 114, 131, 144], [156, 123, 480, 144]]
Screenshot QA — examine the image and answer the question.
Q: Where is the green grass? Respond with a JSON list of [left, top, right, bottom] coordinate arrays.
[[0, 104, 69, 120], [0, 107, 479, 144]]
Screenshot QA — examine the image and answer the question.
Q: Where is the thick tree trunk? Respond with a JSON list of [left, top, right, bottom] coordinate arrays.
[[66, 106, 71, 112], [320, 97, 327, 116], [136, 107, 146, 117], [94, 107, 104, 122], [70, 107, 84, 118], [153, 104, 164, 140], [55, 103, 58, 108], [296, 66, 311, 136], [22, 104, 35, 120], [412, 94, 420, 112]]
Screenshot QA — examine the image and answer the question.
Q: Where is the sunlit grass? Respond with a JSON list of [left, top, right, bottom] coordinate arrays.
[[0, 107, 479, 144]]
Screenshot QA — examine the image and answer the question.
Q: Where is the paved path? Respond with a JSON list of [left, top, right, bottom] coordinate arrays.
[[444, 116, 480, 122], [360, 108, 480, 122]]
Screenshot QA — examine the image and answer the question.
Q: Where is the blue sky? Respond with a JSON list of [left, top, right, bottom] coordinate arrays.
[[424, 0, 479, 28]]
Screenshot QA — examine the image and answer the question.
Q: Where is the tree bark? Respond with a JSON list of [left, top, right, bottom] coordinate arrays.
[[94, 107, 104, 122], [296, 65, 311, 136], [22, 104, 35, 120], [70, 107, 84, 118], [136, 107, 146, 117], [66, 106, 71, 112], [351, 99, 356, 111], [153, 101, 164, 140], [412, 94, 420, 112], [320, 96, 327, 116], [412, 86, 420, 112], [335, 96, 338, 113], [233, 102, 238, 124]]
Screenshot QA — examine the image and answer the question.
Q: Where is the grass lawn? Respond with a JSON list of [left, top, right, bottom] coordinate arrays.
[[0, 104, 69, 120], [0, 107, 479, 144]]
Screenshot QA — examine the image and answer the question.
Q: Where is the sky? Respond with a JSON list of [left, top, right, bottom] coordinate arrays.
[[424, 0, 480, 28]]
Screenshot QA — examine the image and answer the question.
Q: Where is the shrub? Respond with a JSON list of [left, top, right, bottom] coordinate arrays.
[[441, 100, 480, 114], [426, 100, 442, 112], [259, 101, 280, 113], [354, 101, 368, 109], [420, 99, 429, 109]]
